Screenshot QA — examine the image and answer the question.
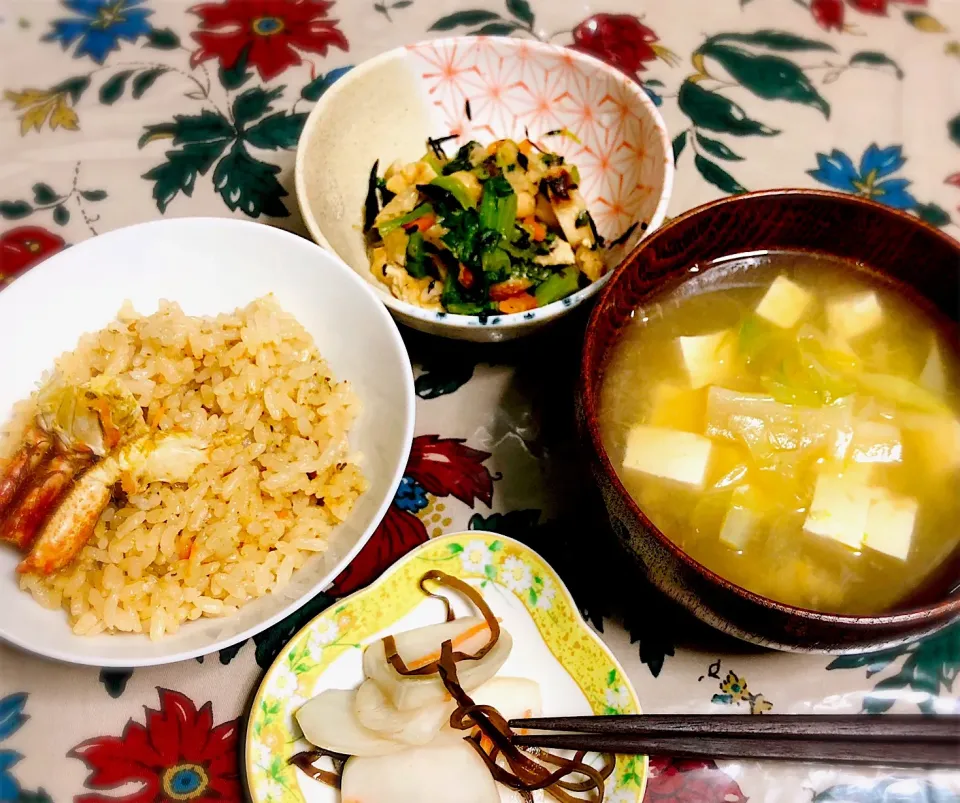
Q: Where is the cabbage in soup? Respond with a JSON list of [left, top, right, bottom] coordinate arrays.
[[598, 252, 960, 614]]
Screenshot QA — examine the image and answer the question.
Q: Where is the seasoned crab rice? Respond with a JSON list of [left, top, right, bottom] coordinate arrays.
[[3, 296, 365, 640]]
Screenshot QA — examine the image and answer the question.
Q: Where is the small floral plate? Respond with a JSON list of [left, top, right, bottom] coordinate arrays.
[[244, 530, 647, 803]]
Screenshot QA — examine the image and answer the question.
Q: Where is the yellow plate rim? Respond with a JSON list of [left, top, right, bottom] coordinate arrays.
[[243, 530, 648, 802]]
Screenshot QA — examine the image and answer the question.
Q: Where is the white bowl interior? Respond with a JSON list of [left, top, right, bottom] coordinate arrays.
[[296, 37, 673, 335], [0, 218, 414, 666]]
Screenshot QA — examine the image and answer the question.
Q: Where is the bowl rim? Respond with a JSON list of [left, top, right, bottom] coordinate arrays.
[[294, 34, 675, 333], [580, 188, 960, 627], [0, 216, 417, 667]]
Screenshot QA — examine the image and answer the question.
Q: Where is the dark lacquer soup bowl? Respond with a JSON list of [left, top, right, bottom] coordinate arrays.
[[578, 189, 960, 653]]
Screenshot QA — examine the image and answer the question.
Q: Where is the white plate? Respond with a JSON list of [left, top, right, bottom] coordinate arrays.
[[0, 217, 415, 667], [245, 532, 648, 803]]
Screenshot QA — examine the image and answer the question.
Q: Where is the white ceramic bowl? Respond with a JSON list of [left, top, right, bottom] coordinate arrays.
[[0, 218, 415, 667], [295, 36, 673, 342]]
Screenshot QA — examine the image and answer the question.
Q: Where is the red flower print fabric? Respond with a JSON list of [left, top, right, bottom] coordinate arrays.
[[331, 505, 428, 597], [811, 0, 846, 29], [405, 435, 493, 508], [809, 0, 929, 29], [0, 226, 65, 283], [70, 688, 240, 802], [330, 435, 494, 597], [570, 14, 660, 75], [646, 757, 748, 803], [189, 0, 349, 81]]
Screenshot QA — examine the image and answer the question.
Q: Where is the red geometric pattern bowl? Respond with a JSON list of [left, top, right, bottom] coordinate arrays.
[[296, 36, 673, 341]]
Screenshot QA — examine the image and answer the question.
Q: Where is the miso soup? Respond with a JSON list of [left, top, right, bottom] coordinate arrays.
[[598, 251, 960, 614]]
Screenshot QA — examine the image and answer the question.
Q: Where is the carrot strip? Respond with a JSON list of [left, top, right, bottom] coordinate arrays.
[[407, 621, 490, 670], [489, 277, 533, 300], [91, 398, 121, 449], [523, 216, 546, 242], [403, 214, 436, 233], [499, 294, 537, 314], [148, 402, 165, 430], [178, 534, 194, 561]]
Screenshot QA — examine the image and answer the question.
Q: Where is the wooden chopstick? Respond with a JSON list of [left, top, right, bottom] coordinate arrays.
[[509, 714, 960, 743], [509, 733, 960, 769]]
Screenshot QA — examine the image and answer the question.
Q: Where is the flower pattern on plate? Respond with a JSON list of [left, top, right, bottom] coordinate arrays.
[[501, 555, 533, 593], [534, 575, 556, 610], [606, 685, 632, 712], [405, 37, 667, 245], [460, 538, 496, 574], [310, 617, 340, 647]]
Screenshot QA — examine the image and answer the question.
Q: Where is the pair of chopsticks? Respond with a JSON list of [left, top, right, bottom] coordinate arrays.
[[508, 714, 960, 768]]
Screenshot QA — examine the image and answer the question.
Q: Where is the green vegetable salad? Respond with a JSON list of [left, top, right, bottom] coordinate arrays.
[[364, 136, 617, 317]]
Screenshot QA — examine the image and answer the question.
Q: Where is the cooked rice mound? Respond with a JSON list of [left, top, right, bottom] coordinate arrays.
[[9, 296, 366, 639]]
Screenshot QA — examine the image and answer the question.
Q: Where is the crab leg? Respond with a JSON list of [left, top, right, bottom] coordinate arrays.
[[18, 432, 212, 576], [0, 426, 53, 519], [17, 456, 119, 576], [1, 449, 91, 551]]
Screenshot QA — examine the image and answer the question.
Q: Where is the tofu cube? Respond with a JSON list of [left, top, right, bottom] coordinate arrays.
[[831, 426, 854, 461], [919, 338, 947, 396], [849, 420, 903, 464], [534, 238, 576, 266], [679, 330, 734, 390], [648, 383, 706, 432], [817, 458, 875, 486], [826, 291, 883, 341], [840, 461, 875, 486], [864, 491, 917, 561], [803, 473, 872, 551], [551, 189, 592, 248], [719, 486, 758, 550], [754, 275, 813, 329], [623, 425, 713, 488]]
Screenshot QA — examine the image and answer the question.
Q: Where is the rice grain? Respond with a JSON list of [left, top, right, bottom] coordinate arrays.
[[8, 297, 366, 639]]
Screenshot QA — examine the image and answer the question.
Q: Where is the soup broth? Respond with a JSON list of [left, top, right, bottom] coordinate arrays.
[[599, 251, 960, 614]]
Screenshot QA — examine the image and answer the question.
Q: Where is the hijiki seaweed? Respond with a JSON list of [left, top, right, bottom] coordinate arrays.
[[289, 747, 348, 788], [290, 570, 614, 802], [363, 159, 380, 233]]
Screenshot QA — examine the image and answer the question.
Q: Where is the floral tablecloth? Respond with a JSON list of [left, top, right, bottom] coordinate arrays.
[[1, 0, 959, 801]]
